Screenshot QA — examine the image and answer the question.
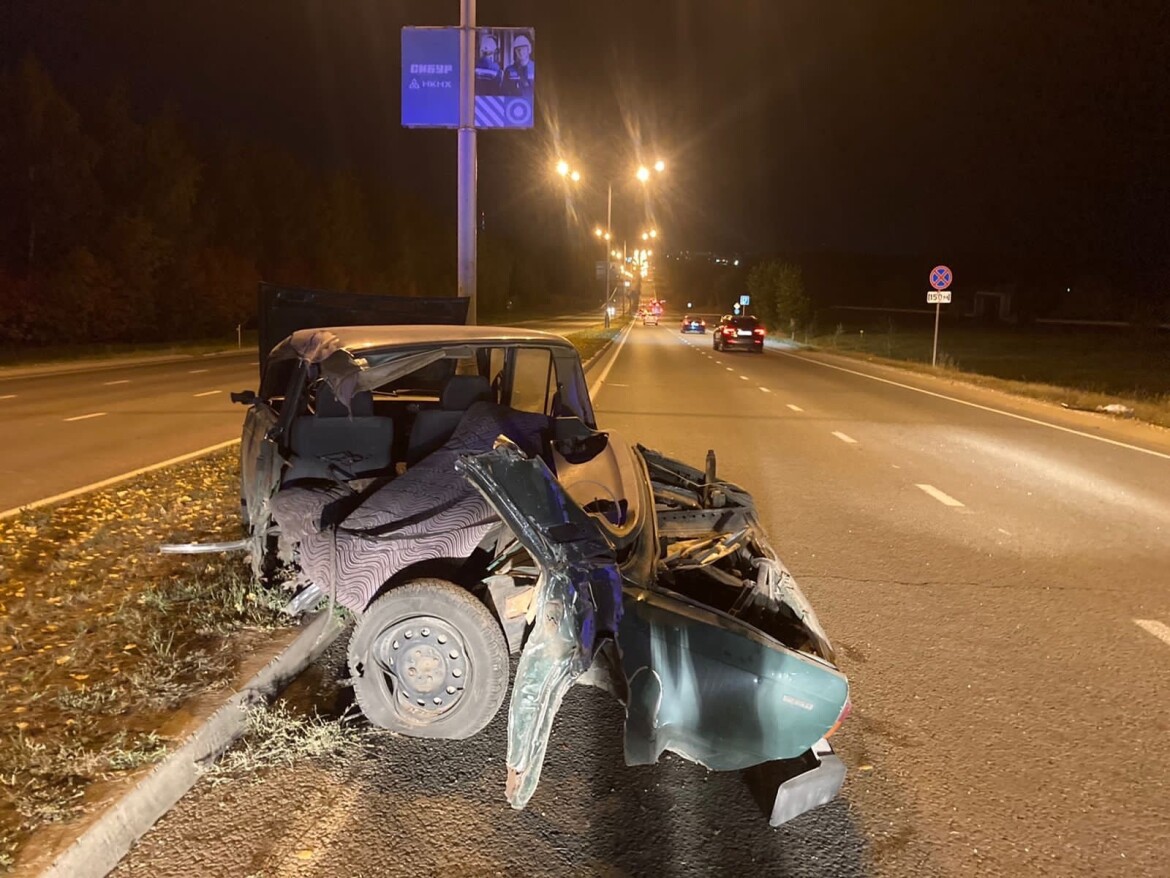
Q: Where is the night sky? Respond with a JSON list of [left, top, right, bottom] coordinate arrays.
[[3, 0, 1168, 278]]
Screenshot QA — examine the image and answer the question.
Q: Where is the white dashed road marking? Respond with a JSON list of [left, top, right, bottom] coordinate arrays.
[[726, 367, 734, 371], [188, 369, 209, 374], [65, 412, 107, 422], [1135, 619, 1170, 648], [102, 379, 130, 386], [787, 404, 804, 412], [759, 387, 771, 393], [739, 375, 749, 380], [916, 484, 965, 507], [0, 394, 16, 400], [832, 431, 857, 444], [194, 390, 222, 398]]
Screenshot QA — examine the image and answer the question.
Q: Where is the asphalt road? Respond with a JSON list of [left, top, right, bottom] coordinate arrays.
[[0, 313, 607, 515], [111, 317, 1170, 877]]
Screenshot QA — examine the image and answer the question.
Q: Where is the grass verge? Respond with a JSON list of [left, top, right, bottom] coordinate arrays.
[[0, 332, 259, 370], [564, 319, 627, 364], [201, 701, 361, 783], [0, 448, 291, 869], [801, 325, 1170, 429]]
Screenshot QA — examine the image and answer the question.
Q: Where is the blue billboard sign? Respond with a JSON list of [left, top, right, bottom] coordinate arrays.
[[473, 28, 535, 129], [401, 27, 460, 128], [402, 27, 535, 130]]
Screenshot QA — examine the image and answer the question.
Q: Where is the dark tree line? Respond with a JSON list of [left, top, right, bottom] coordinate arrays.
[[0, 55, 576, 345]]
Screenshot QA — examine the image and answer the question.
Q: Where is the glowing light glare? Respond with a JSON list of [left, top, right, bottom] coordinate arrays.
[[636, 166, 651, 183], [649, 229, 657, 238], [641, 232, 649, 241], [654, 159, 665, 173], [594, 228, 604, 238], [569, 170, 580, 182], [556, 160, 569, 177], [604, 232, 611, 241]]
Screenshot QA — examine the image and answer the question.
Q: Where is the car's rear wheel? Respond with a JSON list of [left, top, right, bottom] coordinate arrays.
[[348, 578, 509, 739]]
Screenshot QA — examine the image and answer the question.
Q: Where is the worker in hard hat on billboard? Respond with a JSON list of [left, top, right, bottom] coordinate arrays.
[[475, 31, 502, 96], [502, 32, 534, 97]]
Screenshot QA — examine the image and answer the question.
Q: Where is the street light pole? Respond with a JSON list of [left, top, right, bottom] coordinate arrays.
[[458, 0, 477, 324], [603, 181, 612, 328]]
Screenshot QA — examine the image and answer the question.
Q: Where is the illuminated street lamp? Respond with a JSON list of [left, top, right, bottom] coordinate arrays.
[[556, 160, 582, 183], [654, 159, 666, 173]]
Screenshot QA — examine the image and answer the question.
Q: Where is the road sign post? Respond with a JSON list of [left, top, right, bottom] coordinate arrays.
[[928, 265, 953, 367]]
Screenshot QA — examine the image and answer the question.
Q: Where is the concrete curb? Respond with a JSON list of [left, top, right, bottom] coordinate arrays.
[[37, 612, 344, 878]]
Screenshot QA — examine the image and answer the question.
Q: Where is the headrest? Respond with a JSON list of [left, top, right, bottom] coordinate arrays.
[[316, 383, 372, 417], [440, 374, 493, 410]]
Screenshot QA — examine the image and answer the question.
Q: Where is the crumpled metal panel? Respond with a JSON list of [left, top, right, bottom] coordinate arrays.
[[456, 441, 622, 809], [239, 402, 287, 579], [619, 586, 848, 771]]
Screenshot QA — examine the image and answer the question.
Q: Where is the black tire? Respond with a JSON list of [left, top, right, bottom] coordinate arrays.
[[348, 578, 509, 739]]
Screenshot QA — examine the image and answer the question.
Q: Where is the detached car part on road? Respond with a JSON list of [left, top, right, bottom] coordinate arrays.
[[233, 284, 850, 825]]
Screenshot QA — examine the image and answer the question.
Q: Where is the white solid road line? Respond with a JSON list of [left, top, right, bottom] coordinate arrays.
[[102, 379, 130, 386], [916, 483, 966, 507], [776, 350, 1170, 462], [0, 438, 242, 521], [832, 431, 857, 444], [188, 369, 209, 374], [64, 412, 107, 422], [787, 403, 804, 412], [194, 390, 222, 397], [0, 394, 16, 400], [1135, 619, 1170, 648], [588, 320, 636, 398]]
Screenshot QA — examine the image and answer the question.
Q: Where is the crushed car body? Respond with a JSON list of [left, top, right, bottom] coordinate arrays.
[[234, 284, 851, 825]]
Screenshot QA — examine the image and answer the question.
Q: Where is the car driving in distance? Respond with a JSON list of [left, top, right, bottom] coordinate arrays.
[[713, 314, 765, 352], [680, 315, 707, 333]]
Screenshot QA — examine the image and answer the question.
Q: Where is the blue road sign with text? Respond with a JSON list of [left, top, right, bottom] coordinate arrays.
[[402, 28, 460, 128]]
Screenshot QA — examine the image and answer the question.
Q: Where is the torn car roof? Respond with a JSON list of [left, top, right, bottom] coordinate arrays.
[[269, 325, 574, 362]]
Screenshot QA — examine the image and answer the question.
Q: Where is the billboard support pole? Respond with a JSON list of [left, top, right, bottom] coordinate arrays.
[[458, 0, 477, 324]]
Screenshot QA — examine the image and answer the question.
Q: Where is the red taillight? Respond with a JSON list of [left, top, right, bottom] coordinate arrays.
[[753, 327, 766, 336], [723, 327, 736, 336], [825, 697, 852, 739], [699, 320, 706, 326]]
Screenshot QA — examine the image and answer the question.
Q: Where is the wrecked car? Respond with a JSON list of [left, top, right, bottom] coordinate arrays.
[[234, 283, 850, 826]]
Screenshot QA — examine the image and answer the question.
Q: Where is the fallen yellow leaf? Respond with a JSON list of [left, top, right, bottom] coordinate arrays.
[[55, 655, 72, 665], [71, 674, 90, 681], [294, 850, 315, 860]]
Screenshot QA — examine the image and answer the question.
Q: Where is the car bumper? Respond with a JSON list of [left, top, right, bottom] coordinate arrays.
[[768, 738, 847, 826], [718, 337, 763, 348]]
